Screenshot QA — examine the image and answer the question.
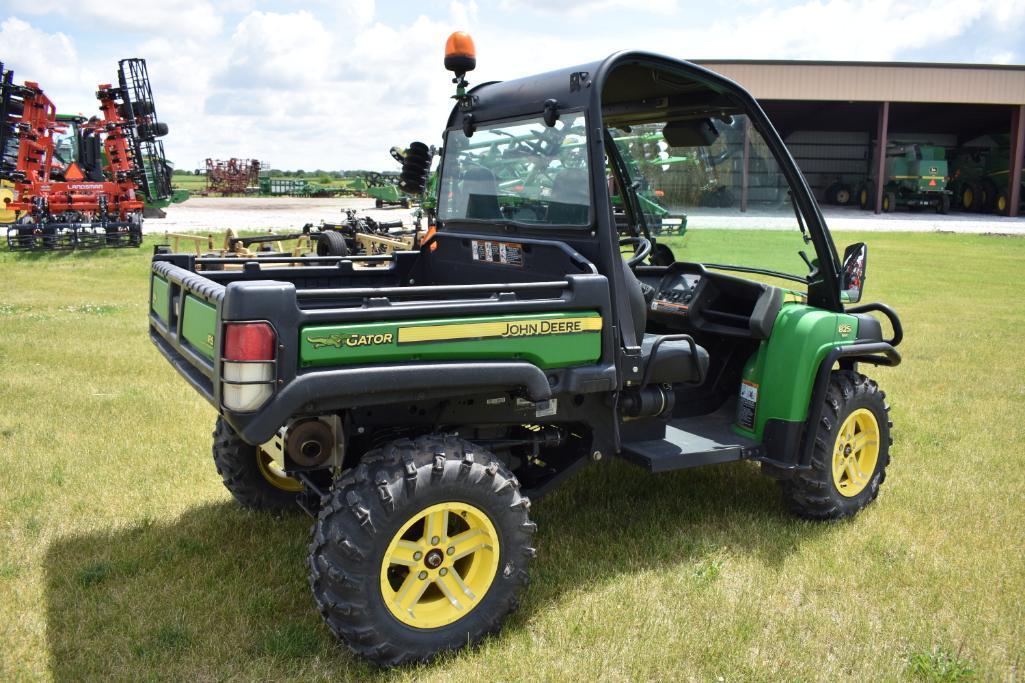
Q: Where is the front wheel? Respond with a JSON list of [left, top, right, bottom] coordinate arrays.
[[882, 192, 896, 213], [833, 184, 853, 206], [308, 435, 535, 667], [780, 371, 892, 520], [858, 182, 874, 210], [315, 230, 348, 256], [996, 192, 1009, 215]]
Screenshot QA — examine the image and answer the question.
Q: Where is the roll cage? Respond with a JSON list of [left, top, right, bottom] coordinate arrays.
[[440, 52, 844, 311]]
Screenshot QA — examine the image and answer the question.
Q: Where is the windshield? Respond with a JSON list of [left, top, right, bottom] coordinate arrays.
[[53, 125, 78, 166], [438, 113, 590, 226], [608, 116, 813, 285]]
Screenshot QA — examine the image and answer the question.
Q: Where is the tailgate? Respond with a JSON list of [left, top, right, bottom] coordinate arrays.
[[149, 259, 225, 404]]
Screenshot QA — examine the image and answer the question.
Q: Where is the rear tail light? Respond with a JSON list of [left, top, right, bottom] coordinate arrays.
[[222, 322, 276, 412], [224, 322, 275, 361]]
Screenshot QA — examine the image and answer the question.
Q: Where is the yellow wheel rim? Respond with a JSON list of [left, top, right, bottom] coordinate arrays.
[[380, 501, 499, 629], [860, 189, 867, 205], [831, 408, 880, 497], [963, 187, 974, 208], [836, 189, 850, 204], [256, 448, 303, 492], [998, 196, 1007, 212], [0, 184, 15, 224], [882, 196, 890, 211]]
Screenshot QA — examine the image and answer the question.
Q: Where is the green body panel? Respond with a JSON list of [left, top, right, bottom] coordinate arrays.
[[260, 178, 311, 196], [951, 144, 1024, 196], [144, 189, 189, 209], [300, 311, 602, 369], [368, 185, 403, 202], [182, 295, 217, 360], [734, 303, 859, 439], [883, 144, 948, 195], [150, 276, 170, 323]]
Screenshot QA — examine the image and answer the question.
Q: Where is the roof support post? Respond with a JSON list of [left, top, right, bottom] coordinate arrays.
[[1009, 105, 1024, 218], [874, 101, 890, 215], [741, 116, 750, 212]]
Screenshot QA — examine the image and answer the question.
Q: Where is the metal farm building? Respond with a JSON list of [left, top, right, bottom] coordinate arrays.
[[697, 60, 1025, 217]]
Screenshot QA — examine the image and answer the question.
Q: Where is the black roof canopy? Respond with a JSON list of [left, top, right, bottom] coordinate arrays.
[[445, 51, 750, 128]]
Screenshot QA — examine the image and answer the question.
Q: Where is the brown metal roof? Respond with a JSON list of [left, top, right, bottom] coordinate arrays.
[[694, 60, 1025, 106]]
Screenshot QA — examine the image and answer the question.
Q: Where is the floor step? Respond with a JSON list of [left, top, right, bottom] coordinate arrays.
[[620, 410, 762, 473]]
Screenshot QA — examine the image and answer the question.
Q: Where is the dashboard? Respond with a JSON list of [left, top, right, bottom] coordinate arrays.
[[641, 263, 784, 339], [650, 271, 700, 316]]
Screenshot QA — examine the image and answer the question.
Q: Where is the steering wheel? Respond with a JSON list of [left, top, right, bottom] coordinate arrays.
[[619, 236, 652, 267]]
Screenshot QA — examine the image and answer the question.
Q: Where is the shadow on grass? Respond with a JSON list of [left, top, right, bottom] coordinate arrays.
[[44, 459, 829, 679]]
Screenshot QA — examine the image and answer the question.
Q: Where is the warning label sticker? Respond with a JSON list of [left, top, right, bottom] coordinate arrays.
[[471, 240, 524, 267], [738, 380, 758, 430]]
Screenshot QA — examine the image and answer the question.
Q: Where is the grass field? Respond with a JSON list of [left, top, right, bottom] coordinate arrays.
[[1, 230, 1023, 681]]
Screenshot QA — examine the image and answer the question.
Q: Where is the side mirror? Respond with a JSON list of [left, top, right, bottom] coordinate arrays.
[[841, 242, 867, 303]]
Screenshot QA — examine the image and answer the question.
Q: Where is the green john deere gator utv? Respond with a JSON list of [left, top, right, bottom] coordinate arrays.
[[148, 32, 902, 667]]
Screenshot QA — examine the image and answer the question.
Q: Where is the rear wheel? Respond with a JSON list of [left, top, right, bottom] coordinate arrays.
[[979, 178, 998, 213], [212, 417, 303, 511], [308, 435, 534, 667], [780, 371, 892, 520]]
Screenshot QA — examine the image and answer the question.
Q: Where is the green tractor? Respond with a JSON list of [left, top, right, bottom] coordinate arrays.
[[149, 35, 902, 667], [949, 141, 1025, 215], [859, 142, 950, 213]]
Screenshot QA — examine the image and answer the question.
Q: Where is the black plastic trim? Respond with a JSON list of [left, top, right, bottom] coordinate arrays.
[[224, 362, 550, 444], [798, 340, 901, 467], [150, 328, 215, 404]]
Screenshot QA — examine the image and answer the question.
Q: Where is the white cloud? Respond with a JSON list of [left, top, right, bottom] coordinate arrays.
[[500, 0, 678, 17], [4, 0, 224, 40], [218, 10, 336, 90], [672, 0, 1023, 61], [2, 1, 1022, 170], [0, 18, 102, 114], [1, 18, 77, 78]]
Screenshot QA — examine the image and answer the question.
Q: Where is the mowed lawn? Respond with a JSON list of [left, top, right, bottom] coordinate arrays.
[[1, 230, 1023, 681]]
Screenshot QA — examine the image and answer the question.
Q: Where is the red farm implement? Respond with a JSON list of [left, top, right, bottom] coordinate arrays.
[[0, 58, 171, 250], [204, 158, 262, 195]]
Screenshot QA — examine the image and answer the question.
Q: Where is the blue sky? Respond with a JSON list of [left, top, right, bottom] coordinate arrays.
[[2, 0, 1023, 169]]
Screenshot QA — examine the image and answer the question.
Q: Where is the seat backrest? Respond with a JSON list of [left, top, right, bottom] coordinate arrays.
[[463, 166, 501, 219], [618, 258, 647, 344], [547, 167, 590, 224]]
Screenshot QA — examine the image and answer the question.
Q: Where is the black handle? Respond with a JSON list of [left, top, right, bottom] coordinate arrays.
[[847, 301, 903, 346], [641, 333, 705, 387]]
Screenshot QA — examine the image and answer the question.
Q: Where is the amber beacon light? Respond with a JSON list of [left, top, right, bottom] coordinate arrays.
[[444, 31, 476, 75]]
